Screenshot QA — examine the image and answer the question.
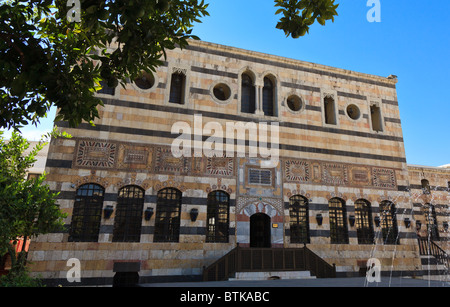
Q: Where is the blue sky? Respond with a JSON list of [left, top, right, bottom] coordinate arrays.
[[190, 0, 450, 167], [3, 0, 449, 167]]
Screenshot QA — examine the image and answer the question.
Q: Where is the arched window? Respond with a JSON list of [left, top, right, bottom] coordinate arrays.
[[206, 191, 230, 243], [262, 76, 276, 116], [355, 199, 374, 244], [421, 179, 431, 194], [324, 96, 337, 125], [69, 183, 105, 242], [169, 72, 186, 104], [380, 201, 399, 245], [424, 204, 439, 241], [113, 185, 145, 242], [329, 198, 349, 244], [370, 103, 383, 132], [154, 188, 182, 242], [289, 195, 310, 244], [241, 73, 256, 114]]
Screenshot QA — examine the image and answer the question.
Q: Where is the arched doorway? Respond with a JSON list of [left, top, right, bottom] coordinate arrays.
[[250, 213, 271, 248]]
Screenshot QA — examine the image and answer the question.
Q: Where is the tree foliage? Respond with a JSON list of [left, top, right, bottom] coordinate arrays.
[[0, 130, 66, 277], [0, 0, 338, 130], [1, 0, 210, 129], [275, 0, 339, 38]]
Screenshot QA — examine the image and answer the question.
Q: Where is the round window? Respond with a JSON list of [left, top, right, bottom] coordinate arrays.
[[286, 95, 303, 112], [134, 72, 155, 90], [346, 104, 361, 120], [212, 83, 231, 101]]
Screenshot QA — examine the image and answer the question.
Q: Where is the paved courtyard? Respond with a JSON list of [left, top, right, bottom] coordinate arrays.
[[141, 277, 450, 287]]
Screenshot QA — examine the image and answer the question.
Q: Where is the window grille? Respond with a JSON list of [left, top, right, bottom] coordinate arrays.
[[113, 185, 145, 242], [424, 204, 440, 241], [289, 195, 310, 244], [206, 191, 230, 243], [248, 168, 272, 185], [355, 199, 375, 244], [154, 188, 182, 242], [69, 184, 104, 242], [380, 201, 399, 244], [329, 198, 349, 244]]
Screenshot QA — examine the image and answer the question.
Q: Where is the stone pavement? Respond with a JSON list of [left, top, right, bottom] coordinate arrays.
[[141, 277, 450, 287]]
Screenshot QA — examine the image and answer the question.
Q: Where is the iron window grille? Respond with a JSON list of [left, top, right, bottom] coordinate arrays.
[[112, 185, 145, 242], [424, 204, 440, 241], [69, 184, 105, 242], [380, 201, 399, 245], [154, 188, 182, 242], [206, 191, 230, 243], [248, 168, 272, 185], [289, 195, 310, 244], [329, 198, 349, 244], [354, 199, 375, 244]]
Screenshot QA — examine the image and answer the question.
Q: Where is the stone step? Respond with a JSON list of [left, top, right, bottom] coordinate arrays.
[[229, 271, 316, 281], [420, 273, 450, 282]]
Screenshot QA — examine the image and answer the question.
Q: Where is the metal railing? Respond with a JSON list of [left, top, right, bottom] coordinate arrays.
[[418, 237, 450, 268], [203, 245, 336, 281]]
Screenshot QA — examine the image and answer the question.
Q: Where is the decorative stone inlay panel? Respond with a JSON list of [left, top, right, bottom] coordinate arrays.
[[117, 144, 152, 171], [236, 196, 283, 216], [72, 173, 111, 189], [154, 178, 187, 193], [284, 160, 310, 182], [72, 138, 237, 178], [114, 174, 151, 191], [241, 202, 279, 218], [74, 139, 117, 169], [372, 167, 396, 189], [206, 178, 233, 195], [322, 163, 349, 185], [283, 159, 398, 190], [154, 146, 190, 174], [206, 156, 234, 176]]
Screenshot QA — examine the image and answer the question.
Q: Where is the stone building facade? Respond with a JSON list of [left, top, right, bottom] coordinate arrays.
[[409, 166, 450, 241], [27, 40, 449, 285]]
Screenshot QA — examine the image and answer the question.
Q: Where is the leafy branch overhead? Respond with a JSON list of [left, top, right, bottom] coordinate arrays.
[[0, 0, 338, 131], [275, 0, 339, 38], [0, 0, 210, 129]]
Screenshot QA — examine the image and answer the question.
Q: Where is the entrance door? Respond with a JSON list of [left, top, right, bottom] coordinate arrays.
[[250, 213, 271, 248]]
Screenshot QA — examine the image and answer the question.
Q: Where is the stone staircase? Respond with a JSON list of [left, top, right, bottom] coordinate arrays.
[[420, 255, 450, 282], [417, 238, 450, 282], [203, 245, 335, 282]]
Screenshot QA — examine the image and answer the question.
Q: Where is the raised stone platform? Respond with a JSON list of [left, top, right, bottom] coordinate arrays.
[[229, 271, 316, 281]]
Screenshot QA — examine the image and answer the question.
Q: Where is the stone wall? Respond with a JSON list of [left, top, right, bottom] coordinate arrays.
[[408, 165, 450, 247], [27, 40, 423, 285]]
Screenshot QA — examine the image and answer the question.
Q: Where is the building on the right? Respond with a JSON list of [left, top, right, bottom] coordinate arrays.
[[408, 164, 450, 280]]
